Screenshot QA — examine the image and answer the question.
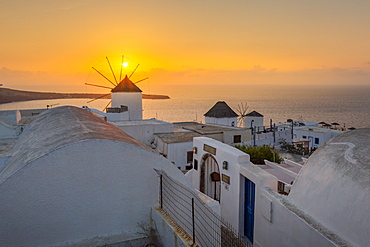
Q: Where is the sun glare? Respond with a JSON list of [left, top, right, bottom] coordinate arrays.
[[123, 62, 129, 67]]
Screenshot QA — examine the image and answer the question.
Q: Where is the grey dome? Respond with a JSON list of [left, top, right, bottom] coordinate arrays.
[[289, 129, 370, 247]]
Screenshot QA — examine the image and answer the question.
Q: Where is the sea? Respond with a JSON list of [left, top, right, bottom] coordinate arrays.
[[1, 84, 369, 129]]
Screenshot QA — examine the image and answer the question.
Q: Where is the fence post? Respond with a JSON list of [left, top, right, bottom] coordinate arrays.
[[160, 174, 163, 209], [192, 198, 195, 243]]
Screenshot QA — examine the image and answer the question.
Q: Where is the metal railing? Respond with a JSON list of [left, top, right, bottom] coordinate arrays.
[[155, 169, 251, 247]]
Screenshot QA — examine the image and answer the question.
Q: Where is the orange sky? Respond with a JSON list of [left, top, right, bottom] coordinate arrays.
[[1, 0, 370, 92]]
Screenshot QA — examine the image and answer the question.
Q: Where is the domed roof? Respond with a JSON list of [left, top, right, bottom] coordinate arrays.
[[289, 129, 370, 246], [0, 106, 195, 246], [0, 106, 149, 184]]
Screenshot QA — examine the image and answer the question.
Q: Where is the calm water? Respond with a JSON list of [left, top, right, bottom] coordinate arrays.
[[1, 84, 369, 129]]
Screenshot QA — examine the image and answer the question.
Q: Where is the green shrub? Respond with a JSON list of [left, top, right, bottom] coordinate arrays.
[[234, 145, 283, 164]]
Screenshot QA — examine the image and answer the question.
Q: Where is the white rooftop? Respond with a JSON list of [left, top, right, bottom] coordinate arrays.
[[295, 126, 343, 133], [111, 118, 172, 126], [155, 132, 203, 144], [260, 162, 301, 184], [174, 122, 246, 133]]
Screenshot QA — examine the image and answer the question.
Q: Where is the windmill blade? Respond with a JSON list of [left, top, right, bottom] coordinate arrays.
[[92, 67, 116, 87], [237, 115, 245, 127], [134, 77, 149, 84], [119, 55, 124, 82], [237, 116, 243, 124], [242, 102, 249, 115], [241, 102, 246, 114], [129, 64, 140, 79], [236, 103, 245, 116], [85, 83, 113, 90], [103, 100, 111, 111], [106, 57, 118, 85], [236, 104, 243, 115], [87, 93, 111, 103]]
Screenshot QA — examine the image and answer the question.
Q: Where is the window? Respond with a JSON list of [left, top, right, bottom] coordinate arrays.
[[302, 135, 307, 139], [193, 159, 198, 170], [315, 137, 319, 145], [233, 135, 242, 143], [187, 151, 193, 163]]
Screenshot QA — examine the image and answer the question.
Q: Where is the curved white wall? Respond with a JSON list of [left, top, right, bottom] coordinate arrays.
[[0, 139, 191, 246]]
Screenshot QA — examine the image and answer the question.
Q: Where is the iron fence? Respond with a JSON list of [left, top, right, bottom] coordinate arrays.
[[155, 169, 251, 247]]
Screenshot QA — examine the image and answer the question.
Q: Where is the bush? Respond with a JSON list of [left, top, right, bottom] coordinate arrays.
[[234, 145, 283, 164]]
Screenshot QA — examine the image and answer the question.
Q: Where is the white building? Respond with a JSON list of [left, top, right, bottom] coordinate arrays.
[[243, 110, 264, 129], [293, 126, 342, 148], [276, 120, 318, 131], [135, 121, 253, 170], [111, 118, 174, 146], [0, 106, 199, 246], [204, 101, 238, 127], [186, 129, 369, 246], [175, 121, 252, 146], [153, 131, 202, 170]]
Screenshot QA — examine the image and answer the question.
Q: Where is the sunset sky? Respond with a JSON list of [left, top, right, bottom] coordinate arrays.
[[1, 0, 370, 92]]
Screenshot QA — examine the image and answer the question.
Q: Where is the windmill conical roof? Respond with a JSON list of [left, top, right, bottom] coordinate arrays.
[[204, 101, 238, 118], [245, 110, 263, 117], [111, 75, 142, 93]]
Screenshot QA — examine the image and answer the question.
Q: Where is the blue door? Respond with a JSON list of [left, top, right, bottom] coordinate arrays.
[[244, 177, 255, 243]]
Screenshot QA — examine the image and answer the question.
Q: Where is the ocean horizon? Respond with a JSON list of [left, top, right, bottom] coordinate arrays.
[[1, 84, 369, 129]]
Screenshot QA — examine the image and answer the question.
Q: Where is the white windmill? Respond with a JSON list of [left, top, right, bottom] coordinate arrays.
[[85, 56, 148, 121]]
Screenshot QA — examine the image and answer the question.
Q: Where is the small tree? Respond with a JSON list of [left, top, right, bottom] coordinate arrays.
[[234, 145, 283, 164]]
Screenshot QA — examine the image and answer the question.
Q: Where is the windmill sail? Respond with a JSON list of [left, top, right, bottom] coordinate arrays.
[[236, 102, 250, 127], [85, 56, 148, 117]]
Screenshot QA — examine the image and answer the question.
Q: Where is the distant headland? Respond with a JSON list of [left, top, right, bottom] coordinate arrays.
[[0, 87, 170, 104]]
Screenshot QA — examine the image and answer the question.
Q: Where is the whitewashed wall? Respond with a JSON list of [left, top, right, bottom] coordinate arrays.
[[154, 137, 193, 170], [106, 111, 130, 121], [244, 116, 264, 128], [115, 122, 173, 146], [190, 137, 266, 231], [167, 141, 193, 170], [189, 137, 340, 246], [254, 188, 336, 247], [254, 130, 292, 146], [222, 129, 252, 145], [0, 139, 193, 247], [111, 92, 142, 120], [293, 128, 341, 148], [205, 117, 238, 127]]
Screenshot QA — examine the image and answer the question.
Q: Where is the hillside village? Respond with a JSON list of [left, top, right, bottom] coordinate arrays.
[[0, 75, 368, 247]]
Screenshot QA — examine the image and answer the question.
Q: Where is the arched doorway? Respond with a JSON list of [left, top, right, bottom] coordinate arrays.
[[200, 154, 221, 201]]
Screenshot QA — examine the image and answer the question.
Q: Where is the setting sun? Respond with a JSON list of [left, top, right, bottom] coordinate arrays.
[[123, 62, 129, 68]]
